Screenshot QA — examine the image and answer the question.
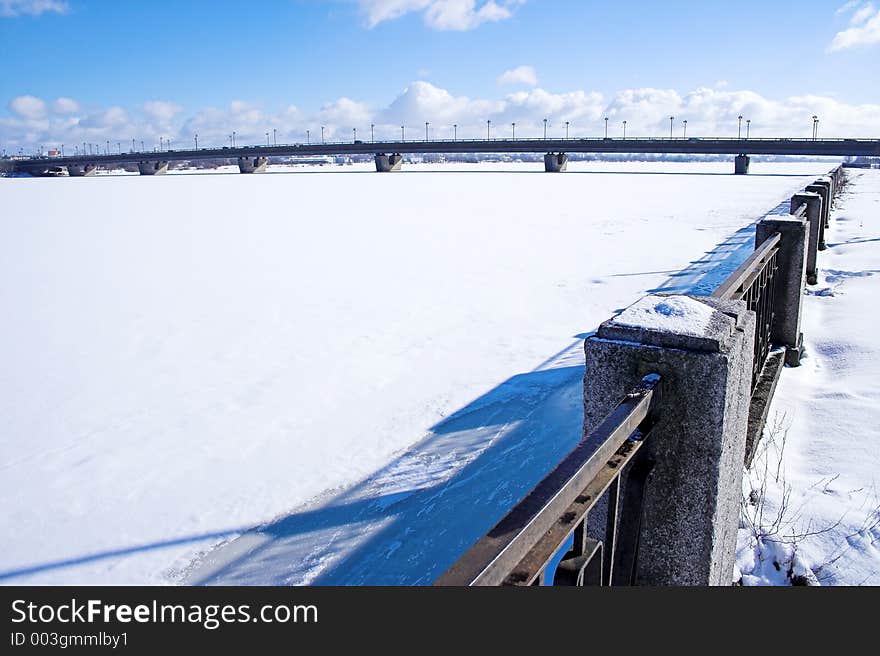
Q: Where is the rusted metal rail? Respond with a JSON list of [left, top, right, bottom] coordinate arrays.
[[435, 374, 661, 586], [712, 232, 781, 390]]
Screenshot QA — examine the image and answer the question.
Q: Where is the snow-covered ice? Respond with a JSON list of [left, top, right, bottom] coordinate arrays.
[[0, 160, 835, 585]]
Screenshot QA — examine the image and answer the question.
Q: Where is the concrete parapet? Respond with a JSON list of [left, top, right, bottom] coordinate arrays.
[[138, 161, 168, 175], [374, 153, 403, 172], [238, 156, 268, 173], [544, 152, 568, 172], [812, 178, 832, 228], [583, 294, 755, 585], [67, 164, 97, 177], [734, 154, 750, 175], [790, 192, 822, 285], [755, 215, 808, 365]]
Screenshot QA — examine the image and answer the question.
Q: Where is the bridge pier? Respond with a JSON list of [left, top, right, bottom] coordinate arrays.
[[734, 155, 750, 175], [138, 161, 169, 175], [375, 153, 403, 172], [238, 156, 268, 173], [544, 152, 568, 172], [67, 163, 98, 177]]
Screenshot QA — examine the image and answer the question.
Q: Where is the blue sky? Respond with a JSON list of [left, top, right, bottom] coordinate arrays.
[[1, 0, 879, 151]]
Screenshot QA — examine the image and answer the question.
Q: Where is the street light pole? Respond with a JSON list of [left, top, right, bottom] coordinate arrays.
[[565, 121, 570, 139], [401, 125, 405, 141], [622, 120, 627, 139], [273, 128, 277, 146], [746, 119, 750, 139], [511, 122, 516, 140], [266, 132, 270, 146], [232, 131, 236, 147], [738, 115, 743, 139], [683, 119, 688, 138], [669, 116, 674, 138], [321, 126, 325, 144], [371, 124, 375, 143], [426, 121, 429, 142], [194, 133, 198, 149], [487, 119, 491, 140], [307, 129, 310, 144], [453, 124, 457, 141], [604, 116, 608, 139], [543, 118, 548, 139], [353, 127, 357, 142], [812, 115, 819, 140]]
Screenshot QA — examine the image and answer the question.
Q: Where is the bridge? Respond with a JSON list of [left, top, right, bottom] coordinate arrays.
[[5, 137, 880, 176]]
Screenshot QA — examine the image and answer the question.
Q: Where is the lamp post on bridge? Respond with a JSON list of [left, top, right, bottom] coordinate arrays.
[[511, 122, 516, 140], [683, 119, 688, 138], [321, 126, 325, 144], [669, 116, 674, 138], [622, 120, 627, 139], [353, 127, 357, 142], [453, 124, 457, 141], [738, 115, 743, 139], [487, 119, 492, 140], [401, 125, 405, 141], [273, 128, 277, 146], [371, 124, 375, 143], [194, 133, 198, 150], [266, 132, 270, 147], [812, 115, 819, 140], [232, 131, 236, 148], [604, 116, 609, 139], [746, 119, 750, 139], [426, 121, 429, 142], [307, 129, 310, 144], [543, 118, 548, 139], [565, 121, 570, 139]]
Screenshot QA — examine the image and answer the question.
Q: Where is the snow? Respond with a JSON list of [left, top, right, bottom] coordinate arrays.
[[610, 295, 716, 336], [0, 159, 835, 585], [736, 168, 880, 586]]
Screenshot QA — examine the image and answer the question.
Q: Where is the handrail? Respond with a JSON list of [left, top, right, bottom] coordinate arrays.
[[435, 374, 661, 586], [712, 232, 781, 301]]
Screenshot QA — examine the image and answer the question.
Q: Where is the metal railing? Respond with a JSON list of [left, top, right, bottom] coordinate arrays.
[[711, 229, 784, 390], [435, 374, 661, 586]]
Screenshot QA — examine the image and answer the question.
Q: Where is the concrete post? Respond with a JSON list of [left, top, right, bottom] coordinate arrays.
[[583, 294, 755, 585], [734, 154, 750, 175], [544, 152, 568, 172], [138, 161, 168, 175], [805, 182, 830, 249], [67, 164, 97, 177], [812, 177, 833, 228], [790, 192, 822, 285], [237, 156, 268, 173], [374, 153, 403, 172], [755, 215, 808, 365]]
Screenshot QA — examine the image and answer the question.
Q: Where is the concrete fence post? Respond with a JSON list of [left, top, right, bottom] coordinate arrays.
[[790, 191, 822, 285], [755, 215, 809, 365], [804, 182, 829, 250], [583, 294, 755, 585]]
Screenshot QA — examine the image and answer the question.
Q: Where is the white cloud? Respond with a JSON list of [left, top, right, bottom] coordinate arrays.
[[51, 97, 79, 114], [143, 100, 183, 123], [3, 83, 879, 154], [9, 95, 47, 119], [357, 0, 524, 30], [0, 0, 68, 17], [829, 2, 880, 50], [497, 65, 538, 87]]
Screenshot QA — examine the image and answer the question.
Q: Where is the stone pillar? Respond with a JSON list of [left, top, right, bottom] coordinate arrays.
[[237, 156, 268, 173], [583, 294, 755, 585], [67, 163, 97, 177], [755, 215, 808, 365], [138, 161, 168, 175], [734, 154, 750, 175], [805, 182, 830, 249], [813, 177, 833, 228], [544, 152, 568, 172], [790, 192, 822, 285], [374, 153, 403, 172]]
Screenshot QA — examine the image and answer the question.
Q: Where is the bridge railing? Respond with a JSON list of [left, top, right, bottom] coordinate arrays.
[[435, 374, 661, 586]]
